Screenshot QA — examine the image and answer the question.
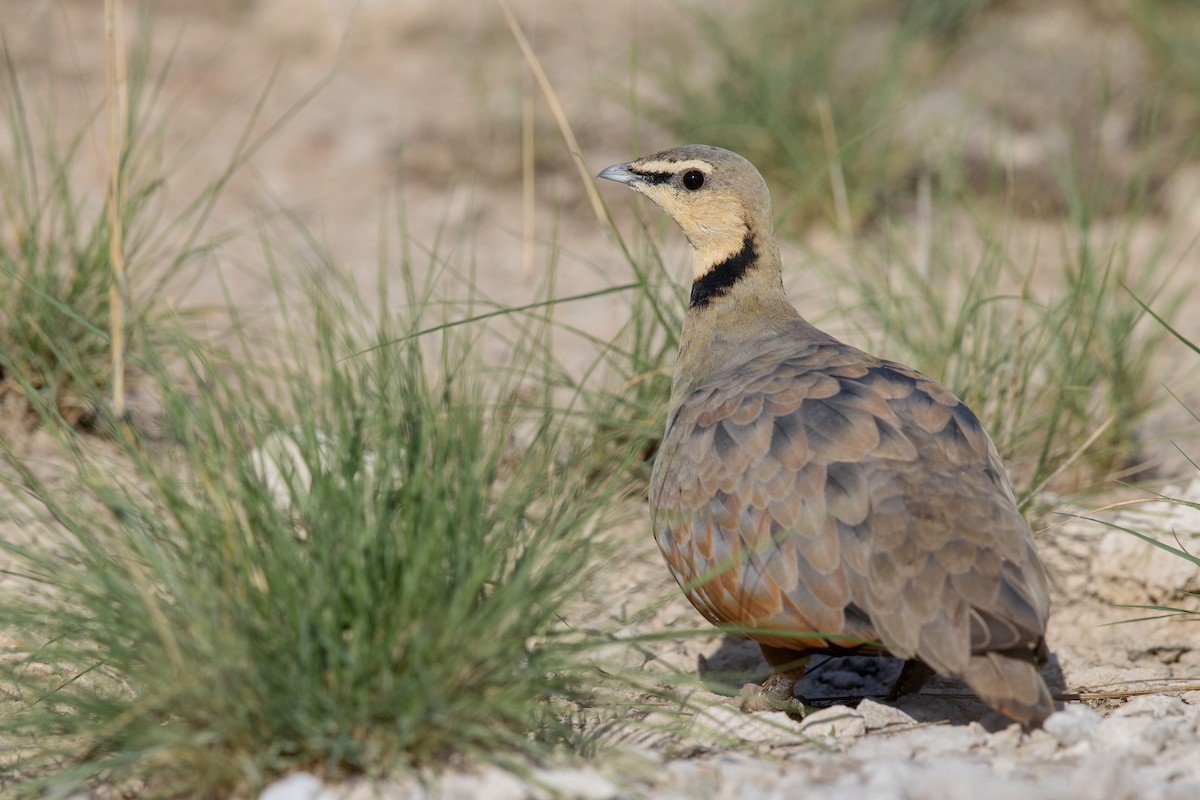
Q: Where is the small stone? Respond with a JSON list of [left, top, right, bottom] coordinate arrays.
[[798, 705, 867, 740], [1043, 704, 1101, 746], [39, 783, 92, 800], [1016, 728, 1061, 761], [985, 720, 1025, 752], [259, 773, 336, 800], [856, 699, 917, 731]]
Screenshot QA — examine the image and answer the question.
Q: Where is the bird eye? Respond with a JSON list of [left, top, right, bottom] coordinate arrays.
[[682, 169, 705, 191]]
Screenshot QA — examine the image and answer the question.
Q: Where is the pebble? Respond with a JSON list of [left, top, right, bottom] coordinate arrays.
[[255, 695, 1200, 800], [440, 765, 529, 800], [691, 704, 804, 745], [855, 698, 917, 731], [260, 773, 337, 800]]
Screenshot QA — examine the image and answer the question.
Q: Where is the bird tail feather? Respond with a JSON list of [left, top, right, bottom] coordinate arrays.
[[960, 651, 1053, 727]]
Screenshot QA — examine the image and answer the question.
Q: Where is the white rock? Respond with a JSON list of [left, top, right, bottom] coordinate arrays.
[[1164, 781, 1200, 800], [984, 720, 1024, 753], [39, 784, 92, 800], [247, 427, 401, 519], [1156, 740, 1200, 783], [260, 773, 337, 800], [529, 767, 617, 800], [786, 780, 900, 800], [663, 759, 723, 800], [703, 751, 788, 798], [1016, 728, 1061, 761], [1063, 753, 1139, 800], [857, 757, 920, 791], [336, 775, 425, 800], [438, 765, 529, 800], [1087, 481, 1200, 603], [1093, 714, 1188, 759], [1043, 703, 1102, 745], [249, 428, 316, 511], [901, 758, 1004, 800], [692, 704, 804, 745], [1092, 526, 1200, 602], [902, 724, 988, 759], [1111, 694, 1189, 718]]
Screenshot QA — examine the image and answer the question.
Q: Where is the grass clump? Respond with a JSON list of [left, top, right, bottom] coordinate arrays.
[[1132, 0, 1200, 158], [1103, 293, 1200, 625], [0, 44, 127, 422], [834, 183, 1184, 507], [0, 21, 305, 427], [0, 263, 636, 795]]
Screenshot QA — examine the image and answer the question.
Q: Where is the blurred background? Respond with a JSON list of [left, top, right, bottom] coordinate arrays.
[[3, 3, 1200, 793], [5, 0, 1200, 529]]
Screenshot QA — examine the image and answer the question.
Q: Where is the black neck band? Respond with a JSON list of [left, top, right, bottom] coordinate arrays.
[[690, 233, 757, 308]]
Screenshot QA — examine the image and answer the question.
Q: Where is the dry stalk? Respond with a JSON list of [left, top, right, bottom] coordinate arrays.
[[522, 57, 536, 281], [498, 0, 610, 231], [813, 682, 1200, 708], [817, 93, 852, 240], [104, 0, 128, 420]]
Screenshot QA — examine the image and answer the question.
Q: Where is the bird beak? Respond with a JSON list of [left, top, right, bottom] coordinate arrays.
[[597, 162, 639, 186]]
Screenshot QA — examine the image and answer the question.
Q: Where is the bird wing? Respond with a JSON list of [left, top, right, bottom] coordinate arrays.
[[649, 341, 1050, 672]]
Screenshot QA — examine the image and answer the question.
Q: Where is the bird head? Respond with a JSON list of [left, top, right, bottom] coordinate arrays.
[[597, 145, 776, 278]]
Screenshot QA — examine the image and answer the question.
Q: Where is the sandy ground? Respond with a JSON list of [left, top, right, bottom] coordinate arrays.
[[3, 1, 1200, 798]]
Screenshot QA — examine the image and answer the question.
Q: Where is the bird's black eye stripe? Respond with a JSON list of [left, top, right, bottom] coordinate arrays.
[[682, 169, 705, 191], [633, 171, 674, 185]]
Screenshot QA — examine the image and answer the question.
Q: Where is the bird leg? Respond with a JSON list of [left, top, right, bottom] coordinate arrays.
[[885, 658, 936, 702], [737, 644, 810, 716]]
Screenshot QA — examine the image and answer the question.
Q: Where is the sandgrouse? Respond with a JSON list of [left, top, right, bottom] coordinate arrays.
[[598, 145, 1053, 726]]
